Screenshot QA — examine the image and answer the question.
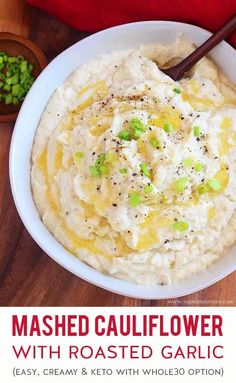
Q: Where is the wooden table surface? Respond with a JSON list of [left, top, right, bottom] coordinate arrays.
[[0, 0, 235, 307]]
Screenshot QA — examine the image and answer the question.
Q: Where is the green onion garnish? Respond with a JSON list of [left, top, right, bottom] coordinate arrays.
[[194, 126, 200, 137], [129, 192, 141, 207], [183, 157, 193, 168], [118, 130, 130, 141], [149, 137, 160, 149], [90, 152, 110, 177], [133, 129, 143, 139], [164, 123, 173, 133], [119, 168, 127, 174], [173, 221, 189, 231], [73, 151, 84, 164], [89, 165, 101, 177], [173, 87, 181, 94], [100, 165, 109, 175], [130, 118, 147, 132], [106, 151, 117, 163], [140, 163, 151, 177], [118, 118, 147, 142], [144, 184, 153, 194], [194, 162, 204, 172], [173, 177, 188, 193], [207, 179, 222, 192], [95, 153, 106, 167]]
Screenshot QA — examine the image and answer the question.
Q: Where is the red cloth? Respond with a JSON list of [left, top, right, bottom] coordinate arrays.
[[28, 0, 236, 47]]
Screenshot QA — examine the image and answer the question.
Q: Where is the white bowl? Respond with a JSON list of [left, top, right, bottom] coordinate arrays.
[[9, 21, 236, 299]]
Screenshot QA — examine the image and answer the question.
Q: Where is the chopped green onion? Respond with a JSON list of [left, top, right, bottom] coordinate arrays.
[[144, 184, 153, 194], [5, 77, 13, 85], [23, 78, 34, 90], [207, 179, 222, 192], [129, 192, 141, 207], [119, 168, 127, 174], [28, 63, 34, 72], [89, 165, 100, 177], [5, 93, 12, 105], [183, 157, 193, 168], [194, 162, 204, 172], [164, 123, 173, 133], [12, 84, 21, 97], [118, 130, 130, 141], [140, 163, 151, 177], [95, 153, 106, 167], [3, 84, 10, 92], [12, 62, 19, 73], [133, 129, 143, 139], [149, 137, 160, 149], [194, 126, 200, 137], [106, 151, 117, 163], [12, 73, 19, 85], [20, 60, 28, 73], [7, 62, 13, 71], [16, 55, 24, 64], [8, 57, 16, 63], [173, 87, 181, 94], [90, 152, 110, 177], [130, 118, 147, 132], [73, 151, 84, 164], [173, 221, 189, 231], [100, 165, 109, 175], [12, 97, 19, 105], [173, 176, 188, 193], [0, 53, 35, 106]]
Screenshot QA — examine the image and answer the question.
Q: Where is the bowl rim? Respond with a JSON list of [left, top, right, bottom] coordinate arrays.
[[9, 20, 236, 300]]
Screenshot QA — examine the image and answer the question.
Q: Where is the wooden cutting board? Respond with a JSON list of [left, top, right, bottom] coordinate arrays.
[[0, 0, 235, 306]]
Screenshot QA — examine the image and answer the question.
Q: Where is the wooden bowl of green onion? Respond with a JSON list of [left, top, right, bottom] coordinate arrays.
[[0, 32, 47, 123]]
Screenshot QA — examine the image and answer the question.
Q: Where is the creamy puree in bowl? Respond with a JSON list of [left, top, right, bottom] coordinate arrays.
[[31, 38, 236, 285]]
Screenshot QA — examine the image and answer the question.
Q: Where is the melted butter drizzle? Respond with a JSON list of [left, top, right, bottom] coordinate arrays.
[[37, 144, 117, 259]]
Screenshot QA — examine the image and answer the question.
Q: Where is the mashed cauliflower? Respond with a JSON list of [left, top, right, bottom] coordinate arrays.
[[31, 38, 236, 285]]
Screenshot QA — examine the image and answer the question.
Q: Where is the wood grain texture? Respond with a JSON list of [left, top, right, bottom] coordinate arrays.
[[0, 1, 235, 307]]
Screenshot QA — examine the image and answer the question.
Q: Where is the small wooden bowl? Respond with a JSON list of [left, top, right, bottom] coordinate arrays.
[[0, 32, 47, 123]]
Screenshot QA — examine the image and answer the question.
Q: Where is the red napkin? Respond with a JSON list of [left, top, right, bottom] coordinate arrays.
[[27, 0, 236, 47]]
